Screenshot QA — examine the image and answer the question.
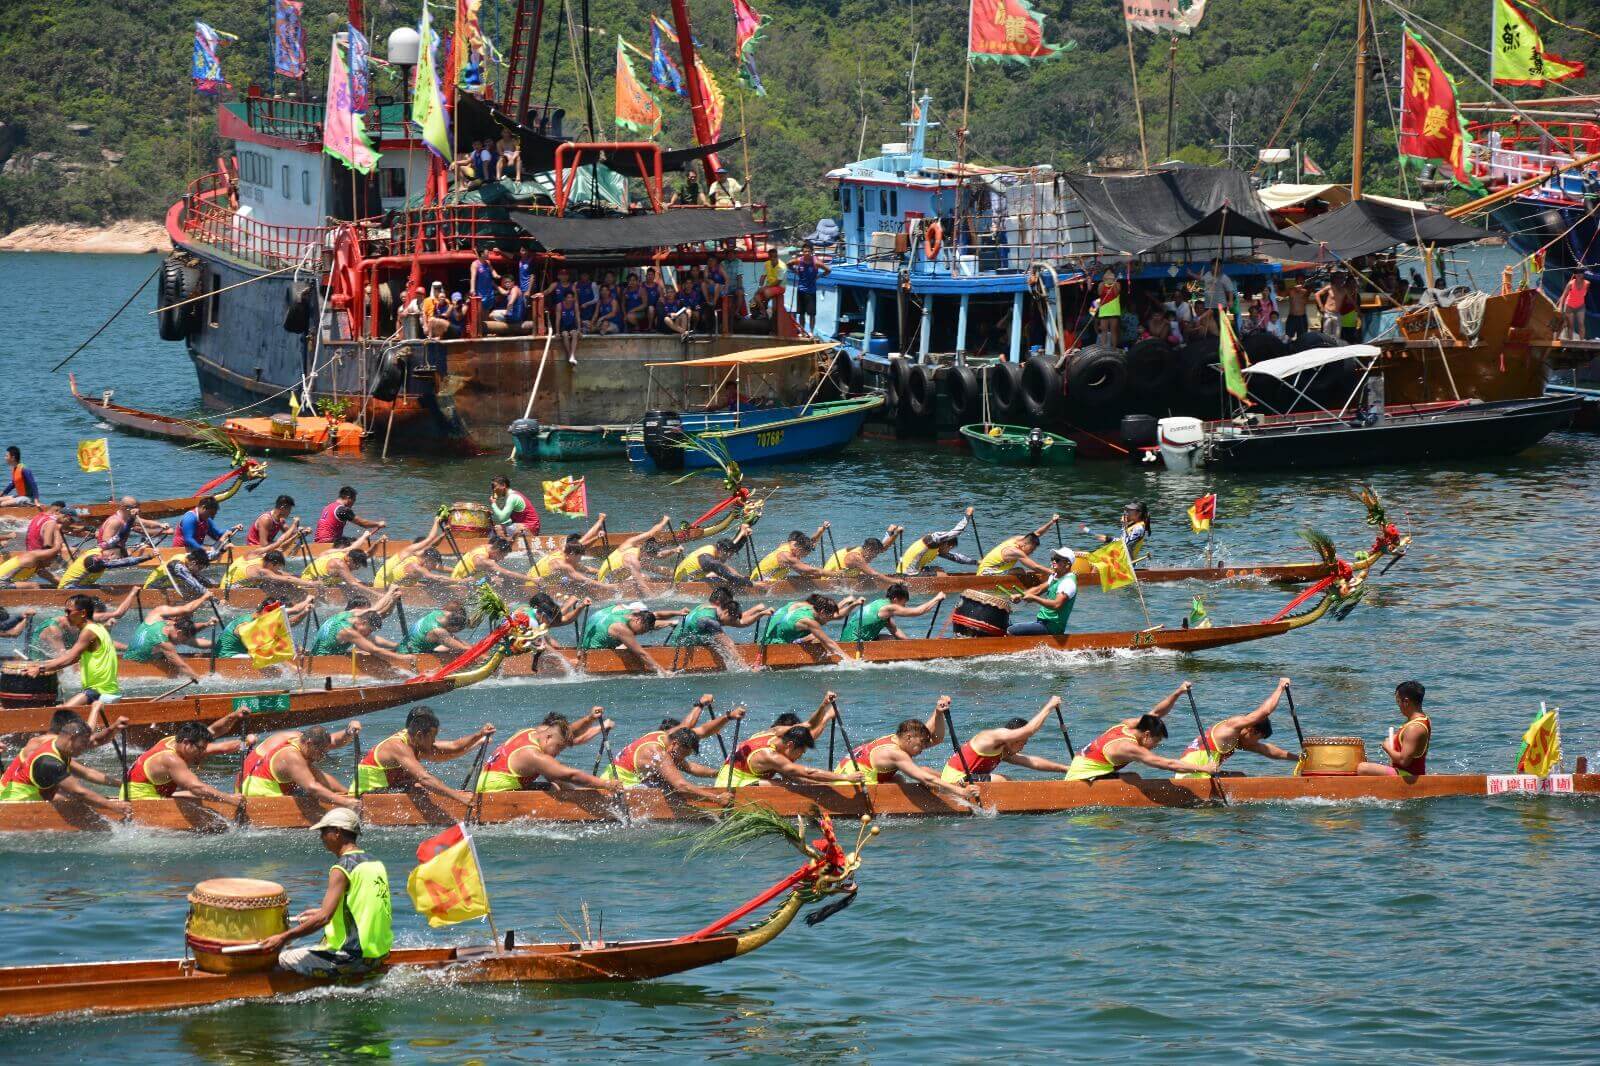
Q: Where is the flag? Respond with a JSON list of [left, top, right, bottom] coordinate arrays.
[[649, 19, 687, 97], [615, 37, 663, 136], [454, 0, 485, 92], [1217, 308, 1250, 404], [406, 823, 492, 928], [1188, 494, 1216, 534], [1187, 596, 1212, 629], [192, 22, 238, 95], [732, 0, 767, 94], [1514, 706, 1562, 776], [348, 25, 372, 113], [542, 476, 589, 517], [693, 55, 727, 140], [968, 0, 1071, 63], [1083, 540, 1137, 591], [1493, 0, 1584, 87], [324, 36, 381, 174], [1302, 150, 1325, 178], [412, 2, 453, 160], [1399, 27, 1477, 189], [76, 439, 110, 474], [273, 0, 306, 79], [1123, 0, 1208, 35], [237, 605, 296, 669]]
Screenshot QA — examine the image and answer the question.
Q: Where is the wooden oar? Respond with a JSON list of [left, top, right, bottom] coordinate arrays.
[[1053, 697, 1076, 759], [940, 700, 975, 783], [1284, 684, 1308, 756], [112, 725, 130, 799], [351, 727, 364, 800], [460, 736, 489, 791], [923, 595, 945, 638], [827, 695, 873, 812], [592, 723, 614, 777], [1184, 686, 1227, 806], [969, 513, 986, 560]]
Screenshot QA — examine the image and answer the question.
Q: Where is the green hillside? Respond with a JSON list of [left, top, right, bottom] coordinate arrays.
[[0, 0, 1594, 232]]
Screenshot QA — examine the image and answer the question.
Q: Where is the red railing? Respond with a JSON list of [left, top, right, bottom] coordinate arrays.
[[1468, 119, 1600, 187], [177, 171, 332, 270]]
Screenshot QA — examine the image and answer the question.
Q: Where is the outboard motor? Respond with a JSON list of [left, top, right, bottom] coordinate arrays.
[[640, 410, 686, 471], [508, 418, 541, 463], [1026, 426, 1046, 466]]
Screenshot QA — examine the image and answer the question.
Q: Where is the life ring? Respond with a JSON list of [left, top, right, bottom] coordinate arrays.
[[923, 220, 943, 261]]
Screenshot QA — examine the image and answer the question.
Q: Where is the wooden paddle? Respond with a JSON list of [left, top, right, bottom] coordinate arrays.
[[351, 727, 364, 800], [940, 700, 976, 783], [1053, 698, 1076, 759], [827, 695, 874, 812], [592, 723, 614, 777], [969, 513, 986, 560], [1284, 684, 1308, 758], [111, 725, 130, 800], [1183, 686, 1227, 806]]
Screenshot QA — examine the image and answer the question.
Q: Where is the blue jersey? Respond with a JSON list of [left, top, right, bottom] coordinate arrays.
[[792, 260, 820, 294], [623, 288, 645, 311], [175, 510, 223, 548], [517, 260, 535, 292]]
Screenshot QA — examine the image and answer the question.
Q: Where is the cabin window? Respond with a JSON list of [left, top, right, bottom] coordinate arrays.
[[207, 272, 222, 327], [301, 170, 312, 204], [840, 187, 851, 211], [280, 165, 290, 199], [890, 190, 898, 216], [379, 167, 407, 199], [879, 189, 887, 215]]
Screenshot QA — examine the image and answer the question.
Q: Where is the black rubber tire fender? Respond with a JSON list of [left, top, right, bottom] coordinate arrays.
[[157, 258, 189, 341], [988, 359, 1026, 423], [905, 362, 937, 419], [282, 280, 314, 335], [1020, 355, 1063, 425], [947, 365, 980, 424], [1126, 338, 1178, 403], [1063, 344, 1130, 425]]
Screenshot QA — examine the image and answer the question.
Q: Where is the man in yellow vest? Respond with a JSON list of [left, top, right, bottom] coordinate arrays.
[[896, 508, 978, 575], [259, 808, 393, 978], [1173, 677, 1301, 778], [23, 593, 125, 704], [975, 515, 1061, 577]]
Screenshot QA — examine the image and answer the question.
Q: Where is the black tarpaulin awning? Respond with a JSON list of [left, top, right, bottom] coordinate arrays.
[[1062, 168, 1299, 254], [455, 94, 740, 176], [510, 207, 766, 252], [1257, 198, 1493, 261]]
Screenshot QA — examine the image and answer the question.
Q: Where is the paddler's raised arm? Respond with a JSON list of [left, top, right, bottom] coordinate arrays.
[[802, 692, 838, 738], [1032, 514, 1062, 541], [619, 516, 672, 553], [924, 695, 952, 745], [1149, 681, 1192, 720], [694, 704, 746, 739], [576, 512, 610, 548], [569, 708, 608, 746]]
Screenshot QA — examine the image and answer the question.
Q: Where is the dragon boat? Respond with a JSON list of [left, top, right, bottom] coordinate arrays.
[[0, 460, 268, 525]]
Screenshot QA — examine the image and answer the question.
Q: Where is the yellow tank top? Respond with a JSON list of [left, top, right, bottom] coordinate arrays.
[[596, 548, 632, 582], [822, 547, 854, 573], [675, 544, 717, 582], [303, 549, 351, 583], [218, 555, 254, 591], [977, 537, 1023, 575], [755, 546, 791, 581], [451, 546, 490, 580], [0, 557, 37, 582], [526, 552, 562, 585], [56, 551, 104, 588], [897, 538, 939, 575]]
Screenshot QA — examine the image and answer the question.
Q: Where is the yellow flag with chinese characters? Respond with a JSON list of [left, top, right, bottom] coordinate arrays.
[[236, 606, 296, 669], [1513, 706, 1561, 777], [77, 438, 110, 474], [1083, 540, 1136, 591], [407, 823, 491, 928], [541, 475, 588, 517]]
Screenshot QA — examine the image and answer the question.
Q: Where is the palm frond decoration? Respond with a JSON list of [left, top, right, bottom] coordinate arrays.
[[469, 581, 510, 628], [188, 425, 247, 468], [1342, 483, 1387, 528], [1299, 526, 1337, 565], [685, 804, 808, 859], [666, 433, 744, 493]]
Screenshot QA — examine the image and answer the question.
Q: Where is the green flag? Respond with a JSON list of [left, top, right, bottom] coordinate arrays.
[[1217, 308, 1250, 404], [411, 1, 451, 160], [1187, 596, 1211, 629]]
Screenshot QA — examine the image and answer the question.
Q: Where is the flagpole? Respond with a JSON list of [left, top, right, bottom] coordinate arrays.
[[1164, 34, 1177, 160], [1124, 18, 1149, 171], [1352, 0, 1369, 199], [462, 825, 501, 949]]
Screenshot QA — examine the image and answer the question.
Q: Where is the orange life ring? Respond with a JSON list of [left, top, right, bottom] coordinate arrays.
[[923, 220, 943, 261]]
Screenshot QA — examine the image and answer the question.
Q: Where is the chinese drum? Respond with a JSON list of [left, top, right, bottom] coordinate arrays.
[[951, 591, 1012, 637], [186, 877, 289, 974], [1297, 736, 1366, 777], [268, 414, 296, 439], [447, 501, 492, 537], [0, 663, 57, 708]]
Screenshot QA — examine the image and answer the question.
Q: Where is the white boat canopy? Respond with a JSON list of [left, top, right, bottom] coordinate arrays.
[[1241, 344, 1381, 380]]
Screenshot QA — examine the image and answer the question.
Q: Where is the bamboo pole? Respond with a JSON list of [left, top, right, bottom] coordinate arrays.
[[1352, 0, 1369, 199], [1125, 20, 1149, 171]]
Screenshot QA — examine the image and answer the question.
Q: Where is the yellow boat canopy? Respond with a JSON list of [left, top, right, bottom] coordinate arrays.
[[646, 342, 838, 369]]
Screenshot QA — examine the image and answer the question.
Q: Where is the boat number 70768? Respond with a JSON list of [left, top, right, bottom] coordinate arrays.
[[756, 429, 785, 448]]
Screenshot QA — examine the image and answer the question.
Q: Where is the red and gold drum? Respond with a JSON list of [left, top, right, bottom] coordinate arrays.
[[1297, 736, 1366, 776], [951, 591, 1011, 637], [185, 877, 288, 974]]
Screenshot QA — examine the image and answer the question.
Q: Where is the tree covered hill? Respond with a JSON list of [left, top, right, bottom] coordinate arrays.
[[0, 0, 1594, 233]]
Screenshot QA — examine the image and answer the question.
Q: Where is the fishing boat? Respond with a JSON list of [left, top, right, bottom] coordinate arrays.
[[0, 811, 873, 1020], [0, 461, 268, 525], [70, 375, 348, 457], [626, 345, 881, 471], [1545, 382, 1600, 433], [960, 423, 1076, 466], [509, 423, 631, 462], [4, 768, 1589, 835]]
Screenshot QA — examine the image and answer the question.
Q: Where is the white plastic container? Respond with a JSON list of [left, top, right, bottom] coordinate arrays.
[[1157, 416, 1205, 471]]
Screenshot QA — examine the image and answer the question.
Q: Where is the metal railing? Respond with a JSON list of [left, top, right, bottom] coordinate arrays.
[[179, 172, 331, 270], [242, 92, 326, 142], [1468, 120, 1600, 189]]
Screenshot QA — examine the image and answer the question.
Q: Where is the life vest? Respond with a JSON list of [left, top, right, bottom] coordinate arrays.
[[940, 737, 1006, 783], [602, 730, 668, 787], [1065, 724, 1138, 781], [24, 513, 54, 552], [352, 729, 415, 793], [1175, 724, 1238, 778], [314, 501, 348, 543], [897, 537, 940, 575], [247, 511, 285, 547], [0, 736, 67, 802], [977, 537, 1024, 575], [1392, 714, 1430, 776], [836, 734, 903, 785], [322, 850, 393, 960], [715, 733, 779, 787], [477, 728, 546, 792], [123, 737, 181, 800], [239, 734, 303, 796]]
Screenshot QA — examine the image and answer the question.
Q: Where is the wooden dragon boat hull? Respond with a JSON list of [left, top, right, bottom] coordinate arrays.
[[70, 375, 334, 457], [0, 465, 265, 524], [5, 772, 1591, 834]]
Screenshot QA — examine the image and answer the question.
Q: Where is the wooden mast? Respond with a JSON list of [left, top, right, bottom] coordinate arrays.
[[1351, 0, 1369, 199]]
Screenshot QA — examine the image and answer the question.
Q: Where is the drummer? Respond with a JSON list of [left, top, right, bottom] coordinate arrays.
[[475, 708, 622, 792], [22, 593, 125, 704], [1005, 549, 1077, 636], [836, 695, 981, 804], [1174, 677, 1301, 778], [1356, 680, 1432, 780], [527, 534, 608, 593], [121, 717, 249, 808], [1064, 682, 1219, 780], [578, 604, 684, 676], [840, 584, 945, 642], [314, 486, 386, 544], [1084, 502, 1151, 561], [258, 807, 393, 978], [0, 715, 132, 818], [897, 507, 978, 575], [975, 515, 1062, 577], [488, 476, 538, 537], [350, 706, 495, 803], [752, 523, 831, 581], [759, 594, 864, 662], [821, 525, 905, 584], [941, 697, 1073, 782], [22, 589, 140, 660], [239, 724, 363, 809], [674, 525, 756, 587]]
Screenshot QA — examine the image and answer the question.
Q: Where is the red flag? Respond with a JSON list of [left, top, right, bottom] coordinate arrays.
[[1302, 152, 1325, 177], [1188, 494, 1216, 533], [968, 0, 1068, 63], [1398, 28, 1476, 188]]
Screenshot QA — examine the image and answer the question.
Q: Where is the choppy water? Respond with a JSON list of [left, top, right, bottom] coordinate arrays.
[[0, 252, 1596, 1062]]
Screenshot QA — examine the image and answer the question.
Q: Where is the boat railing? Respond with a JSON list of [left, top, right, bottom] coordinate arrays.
[[179, 171, 333, 271], [242, 90, 326, 142], [1467, 120, 1600, 190]]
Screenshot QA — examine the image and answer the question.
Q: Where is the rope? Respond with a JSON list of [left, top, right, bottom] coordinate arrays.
[[149, 260, 307, 315], [52, 260, 162, 373], [1253, 20, 1349, 171]]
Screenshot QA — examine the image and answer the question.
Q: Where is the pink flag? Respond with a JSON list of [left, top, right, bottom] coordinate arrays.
[[323, 35, 379, 174]]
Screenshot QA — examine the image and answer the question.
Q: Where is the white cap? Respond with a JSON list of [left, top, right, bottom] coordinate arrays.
[[1051, 547, 1076, 565], [310, 808, 361, 835]]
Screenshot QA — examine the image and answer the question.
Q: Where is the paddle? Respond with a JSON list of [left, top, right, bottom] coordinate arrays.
[[351, 727, 364, 800], [827, 694, 873, 811], [923, 595, 945, 638], [382, 539, 411, 639], [1053, 698, 1076, 759], [592, 722, 616, 778], [436, 508, 468, 569], [1284, 684, 1308, 757], [112, 724, 130, 799], [940, 700, 975, 783], [460, 738, 490, 826], [969, 512, 986, 560], [725, 713, 743, 785], [708, 705, 731, 765], [1184, 686, 1227, 805], [825, 714, 836, 770]]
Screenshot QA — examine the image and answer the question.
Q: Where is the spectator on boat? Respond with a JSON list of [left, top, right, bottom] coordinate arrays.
[[447, 146, 476, 187], [542, 267, 573, 331], [1092, 269, 1123, 349], [489, 274, 526, 330], [470, 247, 499, 317], [516, 246, 536, 298], [791, 241, 829, 338], [575, 270, 598, 323], [472, 139, 498, 184], [642, 267, 665, 327], [1356, 680, 1432, 781], [1140, 308, 1182, 347], [726, 272, 750, 325], [1267, 311, 1287, 340], [495, 129, 522, 182], [1, 446, 39, 506], [705, 254, 728, 318], [592, 283, 623, 335], [258, 807, 393, 978], [674, 170, 706, 206], [422, 281, 452, 340], [556, 290, 583, 366], [1285, 281, 1310, 341], [1314, 277, 1343, 336], [752, 248, 785, 318], [1560, 271, 1590, 340], [664, 283, 696, 340]]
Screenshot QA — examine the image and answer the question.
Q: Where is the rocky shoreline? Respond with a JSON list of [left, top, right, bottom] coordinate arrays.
[[0, 220, 171, 254]]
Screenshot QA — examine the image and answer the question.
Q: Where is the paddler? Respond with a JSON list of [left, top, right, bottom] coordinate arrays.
[[371, 518, 458, 589], [246, 494, 301, 548], [526, 533, 608, 593], [595, 516, 678, 591], [1356, 680, 1432, 781], [22, 593, 125, 705], [941, 697, 1074, 782], [752, 523, 830, 581], [300, 529, 382, 597], [219, 549, 323, 596], [170, 495, 242, 551], [0, 543, 68, 587], [759, 594, 864, 662], [475, 708, 622, 792], [97, 497, 171, 559], [395, 605, 472, 655], [821, 525, 906, 584], [121, 716, 249, 809], [55, 544, 158, 588], [840, 583, 945, 642], [309, 605, 413, 671], [1064, 681, 1219, 780], [23, 589, 140, 660], [214, 596, 317, 658], [141, 546, 222, 599], [1004, 548, 1077, 636], [0, 715, 132, 818], [836, 695, 981, 803], [350, 706, 496, 802], [121, 590, 218, 681], [258, 807, 393, 978], [1173, 677, 1301, 778], [668, 588, 772, 667], [451, 535, 527, 583], [673, 524, 755, 587], [1083, 501, 1151, 561], [975, 515, 1062, 577], [601, 703, 746, 802], [579, 603, 685, 675], [314, 485, 386, 544], [489, 475, 538, 537], [714, 705, 863, 789], [896, 507, 978, 575], [527, 591, 588, 648], [238, 723, 363, 809]]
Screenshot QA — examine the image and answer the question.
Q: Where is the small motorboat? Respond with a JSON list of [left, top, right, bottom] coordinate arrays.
[[960, 423, 1077, 466]]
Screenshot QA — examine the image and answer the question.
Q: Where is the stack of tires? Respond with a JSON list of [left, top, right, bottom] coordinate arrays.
[[156, 257, 202, 342]]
